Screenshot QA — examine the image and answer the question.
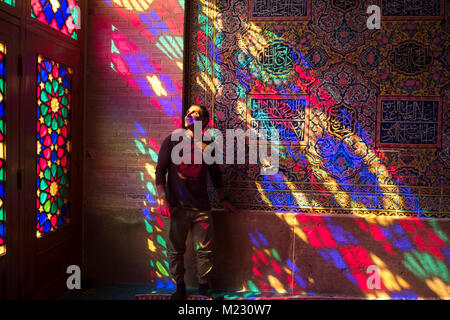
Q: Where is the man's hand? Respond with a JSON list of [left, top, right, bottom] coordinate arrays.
[[221, 200, 239, 214], [157, 198, 171, 217]]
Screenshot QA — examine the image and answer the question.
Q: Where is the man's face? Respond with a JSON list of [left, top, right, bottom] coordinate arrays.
[[185, 105, 206, 128]]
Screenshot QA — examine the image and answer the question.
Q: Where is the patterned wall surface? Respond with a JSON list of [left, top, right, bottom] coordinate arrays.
[[189, 0, 449, 217]]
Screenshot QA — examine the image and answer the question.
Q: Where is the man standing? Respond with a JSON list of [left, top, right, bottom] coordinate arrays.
[[155, 104, 238, 300]]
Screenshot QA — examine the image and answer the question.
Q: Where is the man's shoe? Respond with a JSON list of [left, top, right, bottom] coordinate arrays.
[[170, 282, 186, 300], [198, 283, 211, 297]]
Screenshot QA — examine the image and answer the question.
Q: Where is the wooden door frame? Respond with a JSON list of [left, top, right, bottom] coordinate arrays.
[[0, 0, 85, 300], [0, 15, 21, 300]]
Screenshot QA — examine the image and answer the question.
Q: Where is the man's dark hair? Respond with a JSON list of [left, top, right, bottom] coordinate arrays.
[[197, 105, 209, 124]]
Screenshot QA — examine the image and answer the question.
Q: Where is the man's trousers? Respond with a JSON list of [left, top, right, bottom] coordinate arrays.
[[165, 207, 215, 285]]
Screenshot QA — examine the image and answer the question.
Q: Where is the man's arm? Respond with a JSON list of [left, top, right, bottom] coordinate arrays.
[[156, 184, 171, 216], [155, 136, 171, 216], [216, 187, 239, 214], [156, 184, 168, 204]]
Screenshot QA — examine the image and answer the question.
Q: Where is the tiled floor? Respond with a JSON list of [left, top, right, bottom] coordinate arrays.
[[60, 283, 351, 300], [61, 283, 154, 300]]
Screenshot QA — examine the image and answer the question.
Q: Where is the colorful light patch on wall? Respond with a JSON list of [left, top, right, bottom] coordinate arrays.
[[31, 0, 79, 40], [106, 0, 185, 289], [36, 55, 72, 238], [0, 0, 15, 6], [0, 42, 6, 256], [106, 0, 184, 67], [134, 122, 175, 290], [109, 0, 154, 12], [110, 24, 183, 127], [246, 230, 310, 297]]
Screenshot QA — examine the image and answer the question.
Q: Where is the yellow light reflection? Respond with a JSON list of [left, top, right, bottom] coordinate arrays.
[[364, 215, 396, 227], [198, 71, 215, 94], [280, 212, 309, 244], [145, 163, 156, 180], [426, 277, 450, 299], [199, 0, 217, 20], [255, 182, 272, 205], [112, 0, 153, 11], [147, 238, 156, 252], [267, 275, 286, 293], [363, 253, 412, 299], [146, 75, 168, 96], [196, 75, 207, 92]]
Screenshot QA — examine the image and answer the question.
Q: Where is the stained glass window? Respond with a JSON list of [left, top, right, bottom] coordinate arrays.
[[36, 55, 71, 238], [0, 0, 15, 6], [31, 0, 79, 40], [0, 42, 6, 256]]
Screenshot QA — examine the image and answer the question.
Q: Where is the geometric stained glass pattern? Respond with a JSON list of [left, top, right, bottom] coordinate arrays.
[[0, 0, 15, 6], [36, 55, 72, 238], [0, 42, 6, 255], [31, 0, 80, 40]]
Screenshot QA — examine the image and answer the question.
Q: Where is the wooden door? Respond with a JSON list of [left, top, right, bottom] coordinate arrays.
[[20, 29, 83, 300]]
